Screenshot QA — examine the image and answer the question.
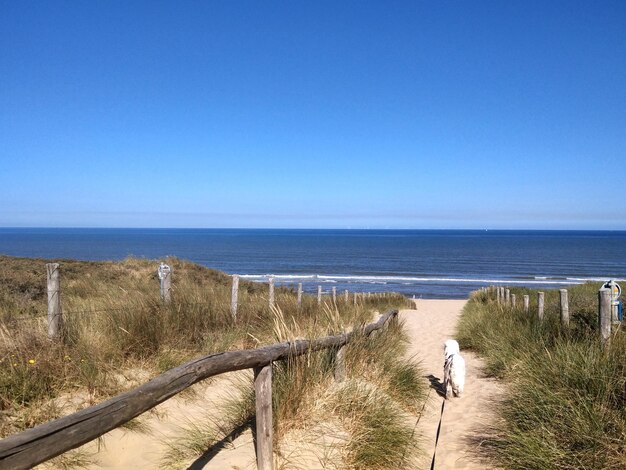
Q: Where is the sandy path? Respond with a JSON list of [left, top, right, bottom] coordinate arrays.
[[69, 372, 257, 470], [401, 300, 503, 469], [42, 300, 501, 469]]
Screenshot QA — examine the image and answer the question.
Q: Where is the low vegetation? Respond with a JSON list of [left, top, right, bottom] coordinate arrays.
[[163, 312, 425, 469], [457, 284, 626, 469], [0, 255, 424, 468]]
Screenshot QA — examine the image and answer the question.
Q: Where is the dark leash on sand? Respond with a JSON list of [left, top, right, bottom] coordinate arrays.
[[429, 379, 448, 470]]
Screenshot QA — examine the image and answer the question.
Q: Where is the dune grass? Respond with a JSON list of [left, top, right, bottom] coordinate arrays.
[[0, 255, 424, 469], [457, 284, 626, 469], [164, 311, 425, 469]]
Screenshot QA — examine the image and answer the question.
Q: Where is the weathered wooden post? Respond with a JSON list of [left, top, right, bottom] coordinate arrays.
[[231, 275, 239, 322], [334, 345, 346, 382], [559, 289, 569, 328], [344, 289, 349, 303], [505, 289, 510, 306], [254, 363, 273, 470], [332, 286, 337, 303], [354, 292, 358, 306], [523, 295, 530, 314], [511, 293, 516, 308], [496, 287, 501, 304], [158, 262, 172, 303], [599, 287, 612, 345], [46, 263, 62, 340], [391, 310, 399, 327], [317, 285, 322, 305], [537, 292, 545, 321], [268, 276, 275, 309], [297, 283, 303, 308]]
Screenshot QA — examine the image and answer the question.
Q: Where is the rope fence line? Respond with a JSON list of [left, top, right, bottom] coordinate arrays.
[[2, 295, 393, 327], [2, 263, 398, 339], [3, 296, 389, 319]]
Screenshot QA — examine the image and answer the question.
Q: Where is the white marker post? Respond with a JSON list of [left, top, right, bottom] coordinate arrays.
[[158, 262, 172, 304]]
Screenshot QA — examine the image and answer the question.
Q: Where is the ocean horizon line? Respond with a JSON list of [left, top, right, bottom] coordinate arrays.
[[2, 227, 626, 233]]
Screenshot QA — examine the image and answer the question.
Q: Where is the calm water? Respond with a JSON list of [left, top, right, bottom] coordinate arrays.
[[1, 228, 625, 299]]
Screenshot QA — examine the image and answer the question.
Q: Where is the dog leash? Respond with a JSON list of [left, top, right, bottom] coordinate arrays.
[[429, 381, 448, 470]]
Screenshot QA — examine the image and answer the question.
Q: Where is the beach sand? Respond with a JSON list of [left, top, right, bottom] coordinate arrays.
[[402, 299, 503, 469], [67, 299, 502, 469], [76, 372, 257, 470]]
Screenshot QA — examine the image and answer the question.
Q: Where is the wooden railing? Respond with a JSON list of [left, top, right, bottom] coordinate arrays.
[[0, 309, 399, 470]]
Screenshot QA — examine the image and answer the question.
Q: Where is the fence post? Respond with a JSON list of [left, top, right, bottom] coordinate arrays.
[[559, 289, 569, 328], [334, 345, 346, 382], [297, 283, 303, 308], [268, 276, 275, 309], [523, 295, 530, 314], [254, 363, 273, 470], [158, 262, 172, 303], [354, 292, 358, 306], [599, 287, 612, 345], [344, 289, 349, 303], [388, 310, 398, 329], [496, 287, 501, 304], [537, 292, 545, 321], [46, 263, 62, 340], [332, 286, 337, 304], [511, 293, 516, 309], [230, 275, 239, 322], [317, 285, 322, 305]]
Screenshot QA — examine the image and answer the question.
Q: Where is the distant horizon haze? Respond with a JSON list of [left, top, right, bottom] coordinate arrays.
[[1, 227, 626, 233]]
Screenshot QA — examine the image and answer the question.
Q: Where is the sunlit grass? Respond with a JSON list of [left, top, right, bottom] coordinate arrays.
[[458, 284, 626, 469], [1, 255, 422, 469]]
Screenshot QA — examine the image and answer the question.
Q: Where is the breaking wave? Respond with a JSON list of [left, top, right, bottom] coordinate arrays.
[[237, 274, 596, 285]]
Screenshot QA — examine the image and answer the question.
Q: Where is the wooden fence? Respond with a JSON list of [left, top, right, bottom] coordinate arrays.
[[479, 284, 616, 344], [0, 306, 399, 470], [43, 263, 390, 340]]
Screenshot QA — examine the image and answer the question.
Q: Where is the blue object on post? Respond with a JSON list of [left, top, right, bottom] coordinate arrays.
[[619, 301, 623, 322]]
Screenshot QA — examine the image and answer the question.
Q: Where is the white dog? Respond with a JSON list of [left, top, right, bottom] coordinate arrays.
[[443, 339, 465, 399]]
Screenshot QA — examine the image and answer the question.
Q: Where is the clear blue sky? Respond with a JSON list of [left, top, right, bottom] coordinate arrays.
[[1, 1, 625, 229]]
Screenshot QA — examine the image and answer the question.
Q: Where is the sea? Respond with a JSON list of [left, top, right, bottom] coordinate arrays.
[[0, 228, 625, 299]]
